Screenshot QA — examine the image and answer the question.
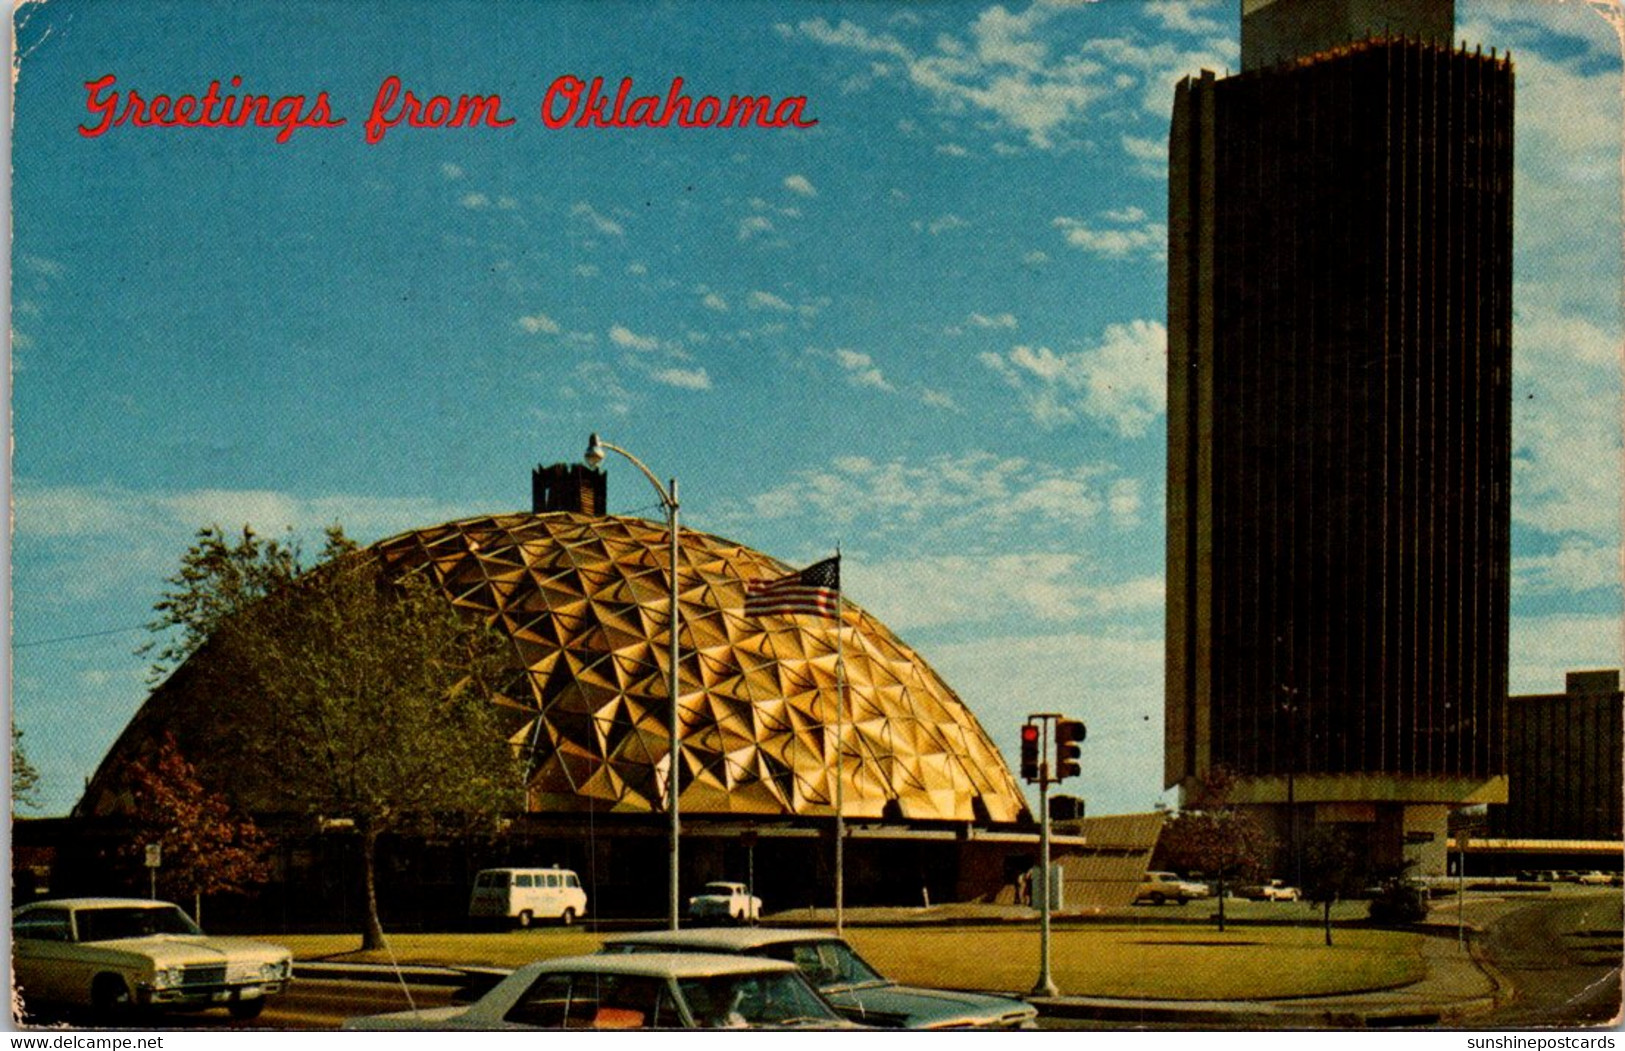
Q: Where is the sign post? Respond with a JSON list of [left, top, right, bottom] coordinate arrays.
[[145, 843, 162, 900]]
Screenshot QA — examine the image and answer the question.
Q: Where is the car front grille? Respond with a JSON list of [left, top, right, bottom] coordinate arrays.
[[180, 964, 228, 987]]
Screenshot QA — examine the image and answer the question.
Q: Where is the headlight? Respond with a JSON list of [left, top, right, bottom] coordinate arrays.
[[152, 966, 184, 989], [262, 959, 290, 980]]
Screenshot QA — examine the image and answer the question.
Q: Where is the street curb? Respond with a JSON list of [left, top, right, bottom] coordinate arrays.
[[1028, 995, 1504, 1028]]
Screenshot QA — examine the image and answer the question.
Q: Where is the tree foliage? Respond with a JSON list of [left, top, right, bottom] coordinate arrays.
[[149, 524, 525, 948], [124, 734, 271, 922], [1300, 824, 1368, 945], [1155, 768, 1273, 931], [12, 725, 42, 814], [142, 525, 304, 683]]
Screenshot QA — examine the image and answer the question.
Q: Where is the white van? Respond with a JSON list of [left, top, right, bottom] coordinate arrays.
[[469, 868, 588, 928]]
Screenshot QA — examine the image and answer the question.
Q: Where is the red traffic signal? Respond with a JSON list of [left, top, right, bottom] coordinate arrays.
[[1054, 719, 1086, 780], [1020, 723, 1040, 782]]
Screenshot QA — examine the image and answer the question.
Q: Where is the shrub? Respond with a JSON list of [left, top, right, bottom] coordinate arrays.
[[1367, 880, 1429, 924]]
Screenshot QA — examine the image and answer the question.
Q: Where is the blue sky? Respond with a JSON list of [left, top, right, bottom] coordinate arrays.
[[8, 0, 1622, 819]]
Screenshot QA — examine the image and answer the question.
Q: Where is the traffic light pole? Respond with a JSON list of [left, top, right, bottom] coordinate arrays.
[[1033, 747, 1057, 997], [1022, 713, 1084, 999]]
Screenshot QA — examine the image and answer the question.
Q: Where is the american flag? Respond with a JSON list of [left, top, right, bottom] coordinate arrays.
[[743, 556, 841, 619]]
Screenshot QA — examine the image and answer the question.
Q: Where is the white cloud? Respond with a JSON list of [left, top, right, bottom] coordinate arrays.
[[783, 174, 818, 197], [727, 451, 1150, 544], [1508, 614, 1625, 696], [968, 311, 1019, 330], [573, 263, 600, 278], [936, 142, 971, 157], [564, 360, 634, 416], [1120, 134, 1168, 177], [1511, 307, 1623, 539], [1052, 212, 1167, 261], [1143, 0, 1225, 35], [791, 8, 1235, 151], [738, 215, 775, 240], [440, 163, 464, 180], [834, 348, 895, 391], [1514, 539, 1622, 596], [609, 324, 660, 351], [460, 193, 490, 209], [517, 313, 561, 335], [852, 554, 1161, 629], [748, 290, 795, 313], [649, 366, 713, 391], [702, 292, 729, 312], [982, 319, 1168, 437], [916, 214, 969, 235], [571, 202, 625, 237], [13, 482, 466, 561]]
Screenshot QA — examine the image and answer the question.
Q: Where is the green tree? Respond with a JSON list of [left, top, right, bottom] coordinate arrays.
[[149, 525, 524, 949], [1299, 825, 1369, 945], [142, 525, 303, 682], [124, 734, 271, 924], [1155, 768, 1273, 931], [12, 725, 42, 814]]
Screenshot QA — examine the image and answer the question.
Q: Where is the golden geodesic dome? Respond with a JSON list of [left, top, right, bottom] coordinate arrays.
[[370, 512, 1029, 824]]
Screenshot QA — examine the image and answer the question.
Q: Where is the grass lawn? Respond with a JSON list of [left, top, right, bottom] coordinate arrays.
[[275, 923, 1424, 1001]]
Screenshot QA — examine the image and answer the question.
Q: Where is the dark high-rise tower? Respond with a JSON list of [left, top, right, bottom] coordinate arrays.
[[1165, 0, 1512, 873]]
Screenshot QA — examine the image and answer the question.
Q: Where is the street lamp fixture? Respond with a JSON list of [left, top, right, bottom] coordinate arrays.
[[584, 433, 682, 930]]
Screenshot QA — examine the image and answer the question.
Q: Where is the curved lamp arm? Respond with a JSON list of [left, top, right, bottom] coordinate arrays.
[[585, 433, 677, 511]]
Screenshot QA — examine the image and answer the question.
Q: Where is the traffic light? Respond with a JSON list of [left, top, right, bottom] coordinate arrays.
[[1019, 723, 1040, 782], [1054, 719, 1086, 779]]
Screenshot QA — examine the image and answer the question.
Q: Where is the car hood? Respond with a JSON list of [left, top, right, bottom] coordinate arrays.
[[825, 983, 1036, 1030], [93, 935, 290, 967], [344, 1005, 474, 1030]]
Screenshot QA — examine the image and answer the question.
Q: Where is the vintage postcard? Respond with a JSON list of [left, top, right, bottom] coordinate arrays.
[[8, 0, 1622, 1038]]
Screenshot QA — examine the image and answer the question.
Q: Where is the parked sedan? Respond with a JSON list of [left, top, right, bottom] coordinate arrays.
[[1235, 879, 1302, 902], [345, 953, 849, 1030], [11, 898, 292, 1021], [601, 928, 1037, 1029], [1133, 872, 1209, 905]]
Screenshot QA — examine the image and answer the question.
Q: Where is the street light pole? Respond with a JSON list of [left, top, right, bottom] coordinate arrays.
[[585, 433, 682, 930]]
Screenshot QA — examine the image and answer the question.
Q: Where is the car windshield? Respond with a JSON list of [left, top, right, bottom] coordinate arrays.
[[702, 884, 738, 895], [772, 940, 886, 990], [75, 905, 203, 942], [678, 970, 840, 1028]]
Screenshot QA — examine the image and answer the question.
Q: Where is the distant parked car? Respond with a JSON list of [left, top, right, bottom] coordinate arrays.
[[601, 928, 1037, 1029], [1576, 871, 1613, 886], [11, 898, 292, 1021], [1134, 872, 1208, 906], [687, 881, 762, 923], [344, 953, 850, 1030], [1235, 879, 1302, 902], [469, 867, 587, 928]]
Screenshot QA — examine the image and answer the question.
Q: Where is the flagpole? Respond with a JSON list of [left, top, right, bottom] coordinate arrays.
[[834, 546, 846, 935]]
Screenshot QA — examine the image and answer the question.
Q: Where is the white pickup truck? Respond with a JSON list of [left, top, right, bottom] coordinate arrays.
[[687, 881, 762, 923]]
